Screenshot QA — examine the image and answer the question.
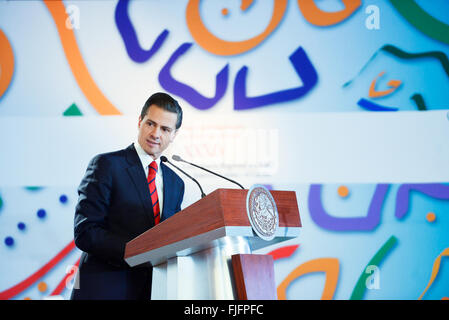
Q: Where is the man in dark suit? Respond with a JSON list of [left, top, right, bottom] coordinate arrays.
[[71, 92, 185, 300]]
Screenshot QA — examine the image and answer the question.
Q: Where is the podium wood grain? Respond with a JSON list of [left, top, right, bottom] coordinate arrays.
[[232, 254, 277, 300]]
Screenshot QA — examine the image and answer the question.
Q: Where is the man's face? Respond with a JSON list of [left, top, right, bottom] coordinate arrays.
[[137, 105, 178, 159]]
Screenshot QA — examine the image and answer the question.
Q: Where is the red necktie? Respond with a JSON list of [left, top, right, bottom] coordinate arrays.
[[147, 161, 160, 225]]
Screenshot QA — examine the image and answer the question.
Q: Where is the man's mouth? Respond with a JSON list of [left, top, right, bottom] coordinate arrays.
[[146, 139, 159, 147]]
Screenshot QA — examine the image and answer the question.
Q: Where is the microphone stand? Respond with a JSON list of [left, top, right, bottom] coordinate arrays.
[[160, 156, 206, 198], [172, 155, 245, 190]]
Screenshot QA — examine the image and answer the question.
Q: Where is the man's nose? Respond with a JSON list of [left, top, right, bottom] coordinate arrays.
[[150, 126, 161, 138]]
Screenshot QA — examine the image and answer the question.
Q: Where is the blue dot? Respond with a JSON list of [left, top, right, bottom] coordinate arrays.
[[4, 236, 14, 247], [17, 222, 26, 231], [37, 209, 46, 219], [59, 194, 68, 204]]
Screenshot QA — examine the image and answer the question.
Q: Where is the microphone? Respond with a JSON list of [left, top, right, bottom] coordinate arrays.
[[160, 156, 206, 198], [171, 155, 245, 190]]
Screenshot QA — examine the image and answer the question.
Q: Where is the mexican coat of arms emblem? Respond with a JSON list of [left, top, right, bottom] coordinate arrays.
[[246, 185, 279, 241]]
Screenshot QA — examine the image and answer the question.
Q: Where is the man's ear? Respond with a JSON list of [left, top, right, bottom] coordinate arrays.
[[138, 116, 142, 129], [170, 129, 179, 142]]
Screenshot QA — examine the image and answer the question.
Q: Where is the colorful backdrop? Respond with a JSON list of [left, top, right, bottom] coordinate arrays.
[[1, 0, 448, 300]]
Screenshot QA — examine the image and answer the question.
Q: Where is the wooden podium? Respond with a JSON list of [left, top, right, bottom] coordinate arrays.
[[124, 188, 301, 300]]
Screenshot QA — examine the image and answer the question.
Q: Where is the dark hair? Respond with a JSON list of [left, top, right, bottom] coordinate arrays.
[[140, 92, 183, 129]]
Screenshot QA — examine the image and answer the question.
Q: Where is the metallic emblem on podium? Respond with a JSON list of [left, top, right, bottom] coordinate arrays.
[[246, 185, 279, 241]]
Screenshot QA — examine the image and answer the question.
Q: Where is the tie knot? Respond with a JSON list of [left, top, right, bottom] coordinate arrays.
[[149, 160, 158, 173]]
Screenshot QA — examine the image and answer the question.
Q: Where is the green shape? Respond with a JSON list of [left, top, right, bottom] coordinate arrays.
[[343, 44, 449, 88], [0, 194, 3, 211], [24, 186, 44, 191], [410, 93, 427, 111], [389, 0, 449, 46], [350, 236, 398, 300], [63, 103, 83, 116], [381, 45, 449, 79]]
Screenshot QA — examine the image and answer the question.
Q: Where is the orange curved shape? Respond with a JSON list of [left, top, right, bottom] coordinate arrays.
[[44, 0, 121, 115], [186, 0, 288, 56], [297, 0, 361, 26], [0, 29, 15, 99], [277, 257, 339, 300], [418, 247, 449, 300], [369, 71, 402, 98], [240, 0, 254, 11]]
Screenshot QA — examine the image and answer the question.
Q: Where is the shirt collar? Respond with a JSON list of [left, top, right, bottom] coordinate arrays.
[[134, 141, 161, 172]]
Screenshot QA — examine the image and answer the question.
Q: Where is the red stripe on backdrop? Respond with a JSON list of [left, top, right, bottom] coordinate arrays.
[[0, 240, 76, 300], [267, 245, 300, 261]]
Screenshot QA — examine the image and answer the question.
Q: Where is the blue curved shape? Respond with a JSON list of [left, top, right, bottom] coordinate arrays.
[[395, 183, 449, 220], [308, 184, 390, 231], [115, 0, 168, 63], [234, 46, 318, 110], [158, 43, 229, 110], [357, 98, 398, 111]]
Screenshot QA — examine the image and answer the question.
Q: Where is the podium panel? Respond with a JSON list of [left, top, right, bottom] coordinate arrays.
[[152, 237, 250, 300], [232, 254, 277, 300], [125, 188, 301, 300]]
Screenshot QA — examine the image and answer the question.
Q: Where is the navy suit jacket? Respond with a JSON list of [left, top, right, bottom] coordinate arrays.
[[71, 144, 184, 300]]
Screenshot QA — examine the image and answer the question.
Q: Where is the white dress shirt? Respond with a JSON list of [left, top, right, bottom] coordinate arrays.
[[134, 142, 164, 217]]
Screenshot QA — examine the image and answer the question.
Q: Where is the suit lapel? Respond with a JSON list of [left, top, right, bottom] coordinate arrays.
[[125, 144, 155, 224]]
